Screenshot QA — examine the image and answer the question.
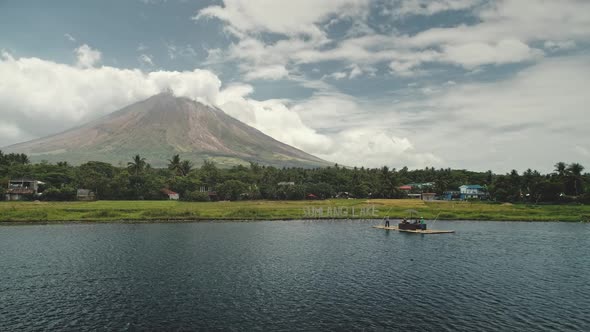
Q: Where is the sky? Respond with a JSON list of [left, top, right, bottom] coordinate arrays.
[[0, 0, 589, 173]]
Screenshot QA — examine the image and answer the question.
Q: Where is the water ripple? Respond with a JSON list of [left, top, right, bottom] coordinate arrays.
[[0, 220, 589, 331]]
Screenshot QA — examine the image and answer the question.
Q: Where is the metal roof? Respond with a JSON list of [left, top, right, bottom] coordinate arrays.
[[460, 184, 484, 189]]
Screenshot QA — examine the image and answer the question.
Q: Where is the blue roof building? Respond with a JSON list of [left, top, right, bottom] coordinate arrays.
[[459, 185, 487, 200]]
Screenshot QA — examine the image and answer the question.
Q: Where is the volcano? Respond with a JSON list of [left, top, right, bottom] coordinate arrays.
[[3, 93, 331, 168]]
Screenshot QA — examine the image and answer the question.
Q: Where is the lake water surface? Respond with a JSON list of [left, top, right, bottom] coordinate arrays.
[[1, 220, 589, 331]]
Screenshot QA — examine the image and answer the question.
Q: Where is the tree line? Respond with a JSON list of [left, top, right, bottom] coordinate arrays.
[[0, 151, 588, 203]]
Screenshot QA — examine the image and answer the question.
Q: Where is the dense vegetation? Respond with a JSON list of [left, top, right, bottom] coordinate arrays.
[[1, 151, 588, 204]]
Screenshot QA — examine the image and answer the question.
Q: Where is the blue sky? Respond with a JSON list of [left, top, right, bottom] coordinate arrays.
[[1, 0, 589, 172]]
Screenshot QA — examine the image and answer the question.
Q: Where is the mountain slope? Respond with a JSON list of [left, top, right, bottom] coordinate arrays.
[[3, 93, 331, 168]]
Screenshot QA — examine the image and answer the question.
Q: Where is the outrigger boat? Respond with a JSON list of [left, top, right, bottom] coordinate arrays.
[[373, 209, 455, 234]]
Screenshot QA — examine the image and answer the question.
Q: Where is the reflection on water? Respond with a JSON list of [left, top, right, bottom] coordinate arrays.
[[0, 220, 589, 331]]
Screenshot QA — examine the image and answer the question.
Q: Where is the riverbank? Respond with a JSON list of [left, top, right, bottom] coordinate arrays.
[[1, 199, 589, 223]]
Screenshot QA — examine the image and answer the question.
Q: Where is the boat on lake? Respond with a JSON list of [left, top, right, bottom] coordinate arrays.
[[373, 209, 455, 234]]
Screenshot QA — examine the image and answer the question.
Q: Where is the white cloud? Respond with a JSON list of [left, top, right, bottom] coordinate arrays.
[[315, 128, 441, 169], [166, 42, 197, 60], [544, 40, 577, 51], [392, 0, 482, 17], [0, 122, 25, 146], [217, 86, 437, 167], [389, 59, 423, 76], [574, 145, 590, 157], [64, 33, 76, 42], [405, 0, 590, 48], [323, 64, 368, 80], [441, 39, 543, 68], [325, 71, 348, 80], [217, 83, 334, 154], [200, 0, 590, 81], [393, 56, 590, 172], [195, 0, 369, 39], [243, 64, 289, 80], [75, 44, 101, 68], [348, 64, 363, 78], [139, 54, 155, 66], [0, 53, 221, 145]]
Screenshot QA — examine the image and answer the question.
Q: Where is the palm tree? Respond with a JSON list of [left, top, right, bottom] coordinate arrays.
[[566, 162, 585, 196], [167, 154, 182, 175], [179, 160, 193, 176], [15, 153, 30, 165], [554, 162, 567, 177], [127, 155, 146, 176]]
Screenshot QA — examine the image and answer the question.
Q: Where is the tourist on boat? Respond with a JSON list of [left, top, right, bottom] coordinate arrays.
[[384, 216, 390, 227], [402, 218, 408, 224], [420, 217, 426, 230]]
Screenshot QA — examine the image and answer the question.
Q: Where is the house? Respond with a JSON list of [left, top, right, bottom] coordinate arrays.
[[199, 186, 218, 201], [161, 188, 180, 200], [306, 193, 319, 200], [443, 191, 461, 201], [400, 183, 436, 199], [5, 179, 44, 201], [408, 182, 435, 190], [421, 193, 436, 201], [459, 185, 487, 200], [336, 191, 353, 199], [400, 182, 435, 192], [76, 189, 96, 201]]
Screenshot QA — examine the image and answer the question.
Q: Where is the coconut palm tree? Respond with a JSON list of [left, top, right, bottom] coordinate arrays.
[[14, 153, 30, 165], [554, 162, 567, 177], [127, 154, 146, 176], [566, 162, 585, 196], [167, 154, 182, 175], [179, 160, 193, 176]]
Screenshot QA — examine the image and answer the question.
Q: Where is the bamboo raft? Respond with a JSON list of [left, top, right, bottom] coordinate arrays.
[[373, 225, 455, 234]]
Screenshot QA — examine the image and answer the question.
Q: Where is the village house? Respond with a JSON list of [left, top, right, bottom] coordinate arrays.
[[76, 189, 96, 201], [399, 182, 436, 199], [442, 191, 461, 201], [161, 188, 180, 200], [5, 178, 45, 201], [199, 186, 218, 201], [421, 193, 437, 201], [459, 185, 487, 200]]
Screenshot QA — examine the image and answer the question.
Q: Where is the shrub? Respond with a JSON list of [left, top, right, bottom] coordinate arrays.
[[184, 191, 211, 202], [578, 193, 590, 204], [43, 186, 76, 201]]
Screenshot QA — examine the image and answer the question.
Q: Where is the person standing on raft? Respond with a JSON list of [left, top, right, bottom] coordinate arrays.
[[384, 216, 390, 227], [420, 216, 426, 230]]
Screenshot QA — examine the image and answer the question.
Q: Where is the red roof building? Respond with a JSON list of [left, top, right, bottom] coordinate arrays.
[[161, 189, 180, 200]]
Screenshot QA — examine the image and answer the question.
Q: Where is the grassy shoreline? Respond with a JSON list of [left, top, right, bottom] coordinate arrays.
[[1, 199, 589, 223]]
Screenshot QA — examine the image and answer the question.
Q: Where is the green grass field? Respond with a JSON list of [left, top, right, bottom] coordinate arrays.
[[1, 199, 589, 223]]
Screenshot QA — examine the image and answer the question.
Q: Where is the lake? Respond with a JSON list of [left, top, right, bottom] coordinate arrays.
[[1, 220, 589, 331]]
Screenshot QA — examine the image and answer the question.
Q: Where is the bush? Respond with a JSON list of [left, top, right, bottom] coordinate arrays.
[[578, 193, 590, 204], [184, 191, 211, 202], [42, 186, 76, 201], [217, 180, 247, 201]]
